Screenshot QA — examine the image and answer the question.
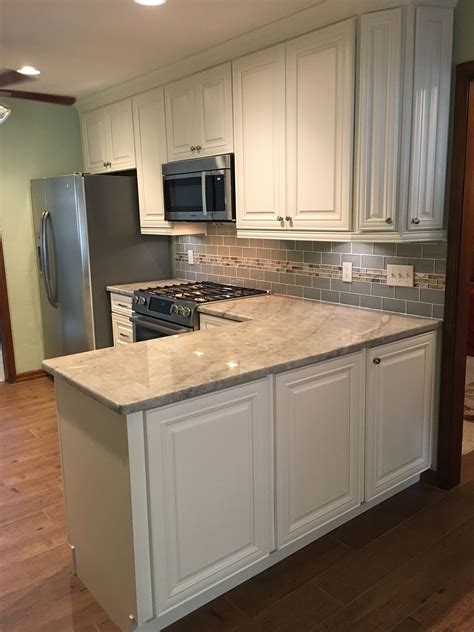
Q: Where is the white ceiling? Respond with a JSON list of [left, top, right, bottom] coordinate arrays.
[[0, 0, 321, 98]]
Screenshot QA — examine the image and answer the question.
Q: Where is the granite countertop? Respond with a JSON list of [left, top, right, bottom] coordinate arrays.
[[43, 294, 440, 415], [106, 278, 185, 297]]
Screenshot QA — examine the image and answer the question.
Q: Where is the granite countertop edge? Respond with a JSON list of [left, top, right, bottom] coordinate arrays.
[[43, 316, 440, 416]]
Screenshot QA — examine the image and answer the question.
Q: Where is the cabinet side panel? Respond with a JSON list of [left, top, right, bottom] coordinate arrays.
[[55, 379, 137, 630]]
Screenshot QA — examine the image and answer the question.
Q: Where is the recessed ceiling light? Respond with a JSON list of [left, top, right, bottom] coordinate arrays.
[[17, 65, 41, 76], [134, 0, 167, 5]]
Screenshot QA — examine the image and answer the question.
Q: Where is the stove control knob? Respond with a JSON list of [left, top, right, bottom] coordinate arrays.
[[170, 304, 178, 314], [138, 297, 146, 306], [183, 307, 191, 317], [133, 296, 139, 304], [178, 306, 186, 316]]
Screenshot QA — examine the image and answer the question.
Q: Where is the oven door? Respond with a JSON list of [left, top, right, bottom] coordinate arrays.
[[130, 315, 193, 342]]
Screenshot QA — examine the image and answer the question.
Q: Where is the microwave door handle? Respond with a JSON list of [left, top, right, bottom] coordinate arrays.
[[201, 173, 208, 216], [130, 316, 190, 336]]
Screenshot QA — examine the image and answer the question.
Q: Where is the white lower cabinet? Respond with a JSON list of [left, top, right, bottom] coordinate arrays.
[[276, 353, 364, 548], [145, 378, 274, 614], [365, 333, 435, 500]]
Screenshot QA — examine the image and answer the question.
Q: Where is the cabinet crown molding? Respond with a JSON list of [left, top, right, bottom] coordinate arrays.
[[75, 0, 456, 114]]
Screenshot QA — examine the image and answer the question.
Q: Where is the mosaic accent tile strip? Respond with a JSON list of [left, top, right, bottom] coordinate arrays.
[[172, 224, 446, 319]]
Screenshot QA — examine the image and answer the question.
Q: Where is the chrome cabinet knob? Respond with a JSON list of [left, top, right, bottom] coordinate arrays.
[[385, 217, 393, 225], [373, 357, 381, 365], [285, 216, 292, 221], [103, 162, 107, 167], [277, 215, 284, 222], [190, 146, 196, 151], [411, 217, 421, 225], [195, 145, 202, 151]]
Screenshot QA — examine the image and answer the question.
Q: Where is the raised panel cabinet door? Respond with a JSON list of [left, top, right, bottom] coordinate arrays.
[[276, 353, 364, 549], [107, 98, 136, 170], [132, 88, 169, 229], [366, 333, 436, 501], [355, 9, 403, 232], [81, 109, 109, 173], [111, 313, 133, 346], [145, 379, 274, 613], [407, 7, 453, 232], [286, 19, 355, 231], [194, 63, 233, 156], [165, 76, 197, 161], [233, 45, 286, 230]]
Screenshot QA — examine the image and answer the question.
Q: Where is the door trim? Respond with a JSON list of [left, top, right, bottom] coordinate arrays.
[[0, 238, 16, 383], [438, 61, 474, 489]]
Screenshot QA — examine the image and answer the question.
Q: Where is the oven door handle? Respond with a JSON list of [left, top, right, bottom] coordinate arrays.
[[130, 316, 191, 336]]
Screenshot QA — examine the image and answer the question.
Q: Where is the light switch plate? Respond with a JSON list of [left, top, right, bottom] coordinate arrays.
[[386, 264, 414, 287], [342, 261, 352, 282]]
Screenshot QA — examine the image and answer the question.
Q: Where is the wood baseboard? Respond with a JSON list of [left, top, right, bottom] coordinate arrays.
[[420, 468, 438, 486], [14, 369, 48, 383]]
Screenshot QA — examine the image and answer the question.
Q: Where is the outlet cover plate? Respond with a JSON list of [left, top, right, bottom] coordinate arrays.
[[187, 249, 194, 265], [386, 264, 414, 287], [342, 261, 352, 282]]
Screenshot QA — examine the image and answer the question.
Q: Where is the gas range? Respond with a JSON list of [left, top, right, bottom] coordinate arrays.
[[131, 282, 268, 341]]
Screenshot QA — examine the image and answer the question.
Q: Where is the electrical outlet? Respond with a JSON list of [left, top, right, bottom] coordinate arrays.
[[187, 249, 194, 265], [342, 261, 352, 282], [386, 264, 414, 287]]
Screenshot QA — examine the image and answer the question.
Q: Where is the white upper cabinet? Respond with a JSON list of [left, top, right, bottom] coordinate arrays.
[[286, 19, 355, 232], [233, 45, 286, 230], [276, 353, 364, 549], [165, 63, 233, 162], [107, 99, 136, 170], [355, 9, 403, 232], [81, 98, 136, 173], [133, 88, 206, 236], [406, 7, 453, 233], [365, 333, 435, 501], [81, 109, 110, 173]]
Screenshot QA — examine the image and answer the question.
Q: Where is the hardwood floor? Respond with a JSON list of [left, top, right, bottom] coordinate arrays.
[[0, 379, 473, 632]]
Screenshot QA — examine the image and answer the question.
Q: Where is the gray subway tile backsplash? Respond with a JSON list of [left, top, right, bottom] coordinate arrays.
[[174, 226, 446, 319]]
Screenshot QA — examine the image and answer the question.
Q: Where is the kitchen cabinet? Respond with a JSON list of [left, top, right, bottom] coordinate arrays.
[[275, 353, 364, 548], [165, 63, 233, 161], [365, 333, 435, 500], [286, 19, 355, 232], [132, 88, 205, 236], [406, 6, 453, 233], [355, 8, 403, 233], [145, 378, 274, 612], [110, 292, 133, 346], [81, 98, 136, 173], [233, 45, 286, 231], [199, 313, 238, 329]]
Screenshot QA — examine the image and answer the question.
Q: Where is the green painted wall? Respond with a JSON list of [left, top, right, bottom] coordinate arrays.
[[454, 0, 474, 65], [0, 97, 82, 373]]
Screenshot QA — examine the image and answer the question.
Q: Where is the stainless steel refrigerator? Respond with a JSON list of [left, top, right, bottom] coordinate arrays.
[[31, 173, 171, 359]]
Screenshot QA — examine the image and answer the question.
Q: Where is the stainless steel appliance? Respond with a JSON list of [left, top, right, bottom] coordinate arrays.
[[163, 154, 235, 222], [131, 281, 267, 342], [31, 174, 171, 359]]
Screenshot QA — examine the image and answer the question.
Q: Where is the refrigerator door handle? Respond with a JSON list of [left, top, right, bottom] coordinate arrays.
[[41, 210, 58, 308]]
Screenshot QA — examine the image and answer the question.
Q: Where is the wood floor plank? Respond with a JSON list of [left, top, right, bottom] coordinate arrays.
[[332, 482, 445, 549], [163, 596, 253, 632], [315, 517, 474, 632], [226, 535, 350, 617], [316, 481, 474, 604], [391, 617, 429, 631]]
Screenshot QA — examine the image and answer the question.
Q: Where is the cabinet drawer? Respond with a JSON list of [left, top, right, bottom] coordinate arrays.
[[112, 313, 133, 346], [110, 293, 133, 316]]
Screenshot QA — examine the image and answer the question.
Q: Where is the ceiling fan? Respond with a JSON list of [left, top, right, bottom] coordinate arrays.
[[0, 67, 75, 109]]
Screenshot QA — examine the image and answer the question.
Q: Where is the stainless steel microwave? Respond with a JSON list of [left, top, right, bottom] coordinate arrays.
[[162, 153, 235, 222]]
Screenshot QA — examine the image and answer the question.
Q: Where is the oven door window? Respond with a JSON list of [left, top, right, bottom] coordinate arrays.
[[164, 173, 203, 217], [132, 316, 192, 342]]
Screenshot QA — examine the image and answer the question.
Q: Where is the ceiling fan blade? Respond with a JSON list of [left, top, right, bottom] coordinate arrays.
[[0, 89, 75, 106], [0, 69, 32, 88]]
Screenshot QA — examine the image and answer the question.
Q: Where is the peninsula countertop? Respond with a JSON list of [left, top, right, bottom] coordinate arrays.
[[106, 278, 185, 297], [42, 295, 440, 415]]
